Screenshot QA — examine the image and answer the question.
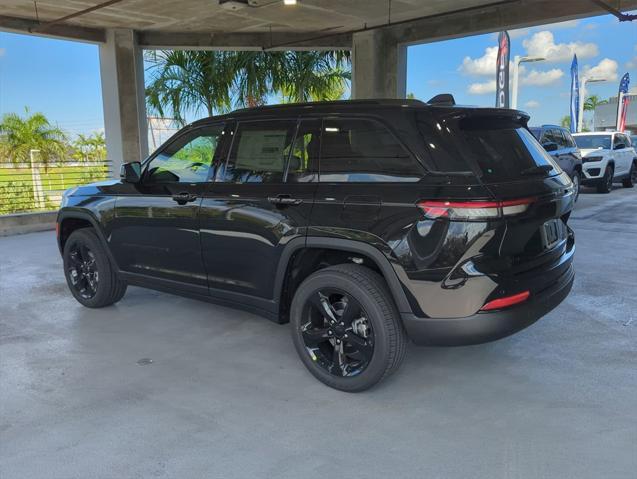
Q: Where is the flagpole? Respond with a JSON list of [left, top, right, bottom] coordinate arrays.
[[616, 91, 624, 131]]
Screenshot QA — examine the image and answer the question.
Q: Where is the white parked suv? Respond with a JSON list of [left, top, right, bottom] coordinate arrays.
[[572, 132, 637, 193]]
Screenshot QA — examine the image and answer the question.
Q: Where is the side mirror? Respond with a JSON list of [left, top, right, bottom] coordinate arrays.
[[120, 161, 141, 183], [614, 143, 626, 150], [543, 142, 559, 153]]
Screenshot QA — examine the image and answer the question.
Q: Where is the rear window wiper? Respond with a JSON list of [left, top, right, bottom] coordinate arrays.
[[520, 164, 554, 176]]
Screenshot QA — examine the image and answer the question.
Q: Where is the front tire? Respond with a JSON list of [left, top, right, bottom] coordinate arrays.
[[596, 165, 613, 194], [290, 264, 406, 392], [622, 162, 636, 188], [571, 171, 581, 202], [63, 228, 127, 308]]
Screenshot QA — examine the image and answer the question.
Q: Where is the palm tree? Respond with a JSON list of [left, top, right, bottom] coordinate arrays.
[[584, 95, 607, 112], [278, 51, 350, 103], [560, 115, 571, 129], [0, 108, 67, 167], [145, 50, 350, 122], [145, 50, 237, 126], [72, 132, 106, 163]]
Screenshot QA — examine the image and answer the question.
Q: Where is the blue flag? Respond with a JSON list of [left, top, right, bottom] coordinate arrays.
[[570, 55, 579, 133]]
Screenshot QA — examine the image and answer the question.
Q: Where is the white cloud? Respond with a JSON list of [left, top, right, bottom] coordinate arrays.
[[521, 68, 564, 86], [524, 100, 540, 108], [459, 46, 498, 76], [523, 31, 598, 63], [468, 80, 496, 95], [627, 57, 637, 69], [583, 58, 618, 81]]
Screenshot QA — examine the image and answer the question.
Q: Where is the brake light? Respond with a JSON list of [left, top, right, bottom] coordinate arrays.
[[480, 290, 530, 311], [417, 197, 536, 220]]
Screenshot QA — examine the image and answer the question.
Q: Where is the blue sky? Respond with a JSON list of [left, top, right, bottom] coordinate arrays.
[[0, 12, 635, 138]]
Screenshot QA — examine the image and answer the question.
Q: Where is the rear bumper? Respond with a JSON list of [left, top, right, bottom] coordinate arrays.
[[401, 262, 574, 346]]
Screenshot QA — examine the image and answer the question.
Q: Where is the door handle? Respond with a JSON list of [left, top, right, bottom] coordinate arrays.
[[172, 192, 198, 205], [267, 195, 303, 206]]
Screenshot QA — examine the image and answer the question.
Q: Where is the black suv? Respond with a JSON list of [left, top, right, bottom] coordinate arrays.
[[530, 125, 583, 200], [58, 99, 576, 391]]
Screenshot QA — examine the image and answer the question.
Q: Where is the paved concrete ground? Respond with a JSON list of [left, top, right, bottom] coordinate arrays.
[[1, 187, 636, 479]]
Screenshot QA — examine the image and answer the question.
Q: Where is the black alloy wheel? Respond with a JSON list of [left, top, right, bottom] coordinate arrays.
[[622, 162, 636, 188], [67, 243, 99, 299], [63, 228, 127, 308], [597, 166, 613, 193], [290, 264, 406, 392], [300, 288, 374, 377]]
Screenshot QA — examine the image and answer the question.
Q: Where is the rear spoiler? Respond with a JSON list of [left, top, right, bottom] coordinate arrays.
[[427, 93, 456, 106]]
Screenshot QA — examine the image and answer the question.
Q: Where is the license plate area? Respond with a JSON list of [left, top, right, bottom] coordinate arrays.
[[540, 219, 564, 250]]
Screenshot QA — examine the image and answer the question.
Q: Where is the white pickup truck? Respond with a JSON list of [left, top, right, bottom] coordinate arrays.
[[572, 132, 637, 193]]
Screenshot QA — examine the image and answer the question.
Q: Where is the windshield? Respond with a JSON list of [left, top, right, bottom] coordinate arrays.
[[573, 135, 611, 150]]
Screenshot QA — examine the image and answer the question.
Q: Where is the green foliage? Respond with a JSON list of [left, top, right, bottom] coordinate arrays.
[[0, 180, 34, 215], [0, 108, 68, 167], [72, 132, 106, 163], [145, 50, 351, 121], [584, 95, 608, 112], [560, 115, 571, 128]]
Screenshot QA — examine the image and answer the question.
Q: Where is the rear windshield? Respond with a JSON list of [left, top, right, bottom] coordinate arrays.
[[417, 113, 561, 182], [529, 127, 542, 140], [573, 135, 611, 150]]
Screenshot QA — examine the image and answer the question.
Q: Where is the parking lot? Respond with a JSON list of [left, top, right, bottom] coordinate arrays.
[[1, 187, 636, 479]]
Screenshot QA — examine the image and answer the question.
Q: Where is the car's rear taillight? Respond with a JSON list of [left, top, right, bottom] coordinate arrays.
[[480, 290, 530, 311], [417, 197, 536, 220]]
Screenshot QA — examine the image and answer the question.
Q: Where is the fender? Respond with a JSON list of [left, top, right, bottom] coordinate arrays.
[[56, 209, 119, 269], [273, 236, 412, 314]]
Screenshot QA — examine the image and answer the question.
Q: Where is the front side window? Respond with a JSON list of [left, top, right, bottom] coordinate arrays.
[[320, 118, 422, 182], [219, 120, 298, 183], [144, 125, 223, 183]]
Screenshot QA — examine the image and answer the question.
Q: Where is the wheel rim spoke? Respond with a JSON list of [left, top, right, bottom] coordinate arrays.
[[67, 242, 99, 300], [302, 326, 330, 346], [300, 287, 374, 378], [345, 333, 373, 362]]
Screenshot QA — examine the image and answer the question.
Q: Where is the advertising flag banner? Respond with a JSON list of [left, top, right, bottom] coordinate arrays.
[[569, 55, 579, 134], [616, 73, 630, 132], [495, 31, 510, 108]]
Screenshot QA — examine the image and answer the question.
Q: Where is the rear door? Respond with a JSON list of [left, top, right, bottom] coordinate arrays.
[[309, 115, 428, 254], [199, 118, 318, 303], [614, 133, 632, 175]]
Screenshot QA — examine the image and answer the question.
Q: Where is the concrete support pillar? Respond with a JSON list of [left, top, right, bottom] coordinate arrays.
[[99, 29, 148, 177], [351, 30, 407, 99]]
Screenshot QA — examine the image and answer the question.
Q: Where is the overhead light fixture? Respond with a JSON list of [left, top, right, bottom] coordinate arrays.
[[283, 0, 297, 5]]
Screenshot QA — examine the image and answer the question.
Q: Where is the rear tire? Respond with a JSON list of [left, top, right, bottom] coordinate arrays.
[[622, 162, 636, 188], [596, 165, 613, 194], [63, 229, 127, 308], [290, 264, 406, 392]]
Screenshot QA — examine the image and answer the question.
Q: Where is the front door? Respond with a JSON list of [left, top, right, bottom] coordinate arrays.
[[199, 118, 320, 305], [110, 124, 224, 293]]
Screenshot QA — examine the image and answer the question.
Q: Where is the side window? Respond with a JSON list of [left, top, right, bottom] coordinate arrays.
[[144, 125, 222, 183], [613, 135, 622, 149], [320, 118, 422, 182], [286, 119, 320, 183], [562, 130, 576, 148], [546, 129, 564, 148], [220, 120, 297, 183]]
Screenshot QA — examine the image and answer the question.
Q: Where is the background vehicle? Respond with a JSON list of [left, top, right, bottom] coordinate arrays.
[[572, 132, 637, 193], [530, 125, 583, 200], [58, 99, 575, 392]]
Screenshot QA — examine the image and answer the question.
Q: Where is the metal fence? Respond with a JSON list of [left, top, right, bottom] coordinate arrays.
[[0, 157, 112, 216]]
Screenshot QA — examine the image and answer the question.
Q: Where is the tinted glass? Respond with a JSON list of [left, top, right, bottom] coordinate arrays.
[[286, 119, 320, 183], [529, 128, 542, 140], [573, 135, 611, 150], [562, 130, 576, 148], [220, 120, 297, 183], [614, 134, 627, 148], [320, 118, 422, 182], [145, 125, 222, 183], [417, 113, 560, 181]]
